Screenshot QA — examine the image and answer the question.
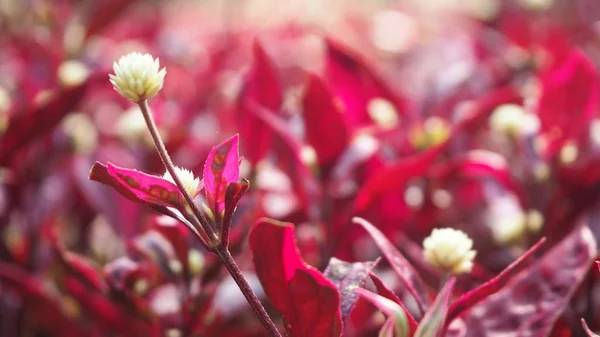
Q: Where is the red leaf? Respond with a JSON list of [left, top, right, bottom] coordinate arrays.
[[536, 50, 599, 156], [249, 218, 342, 337], [203, 134, 240, 218], [353, 217, 428, 314], [323, 258, 378, 323], [354, 142, 447, 211], [64, 277, 158, 336], [251, 104, 322, 214], [0, 72, 104, 165], [446, 238, 546, 325], [459, 225, 596, 336], [90, 161, 183, 208], [325, 38, 411, 127], [237, 41, 282, 165], [0, 263, 87, 336], [301, 74, 350, 168], [370, 272, 419, 331]]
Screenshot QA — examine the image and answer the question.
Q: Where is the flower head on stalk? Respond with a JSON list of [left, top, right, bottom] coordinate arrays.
[[109, 52, 166, 103]]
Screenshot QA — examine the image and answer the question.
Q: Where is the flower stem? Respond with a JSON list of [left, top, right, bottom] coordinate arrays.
[[215, 247, 282, 337], [139, 100, 280, 336], [138, 100, 218, 243]]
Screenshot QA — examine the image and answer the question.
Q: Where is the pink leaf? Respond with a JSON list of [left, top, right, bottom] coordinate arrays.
[[203, 134, 240, 218], [582, 319, 600, 337], [446, 238, 546, 325], [353, 217, 428, 314], [369, 272, 419, 331], [249, 218, 342, 337], [323, 258, 378, 323], [90, 162, 183, 209], [414, 278, 455, 337], [355, 288, 410, 337]]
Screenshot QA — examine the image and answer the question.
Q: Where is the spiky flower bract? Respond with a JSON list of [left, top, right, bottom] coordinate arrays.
[[423, 227, 477, 275]]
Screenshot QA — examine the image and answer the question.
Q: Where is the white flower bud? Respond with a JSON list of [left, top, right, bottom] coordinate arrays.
[[423, 228, 476, 275], [162, 166, 200, 197], [109, 52, 166, 103]]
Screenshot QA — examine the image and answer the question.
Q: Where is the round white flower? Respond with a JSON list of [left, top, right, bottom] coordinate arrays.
[[423, 228, 477, 275], [109, 52, 166, 102], [163, 166, 200, 197]]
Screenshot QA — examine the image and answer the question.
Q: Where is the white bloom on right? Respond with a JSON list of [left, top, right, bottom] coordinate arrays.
[[423, 228, 476, 275], [109, 52, 166, 103], [163, 166, 201, 197]]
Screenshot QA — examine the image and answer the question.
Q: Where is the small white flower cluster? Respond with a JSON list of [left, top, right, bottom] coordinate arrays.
[[423, 228, 476, 275], [489, 104, 539, 138], [109, 52, 166, 103], [163, 166, 200, 197]]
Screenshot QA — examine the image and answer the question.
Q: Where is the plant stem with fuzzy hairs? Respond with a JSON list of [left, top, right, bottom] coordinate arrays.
[[138, 99, 281, 337]]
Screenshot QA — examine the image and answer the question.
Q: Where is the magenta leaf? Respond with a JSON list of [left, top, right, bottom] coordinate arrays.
[[369, 272, 419, 331], [459, 225, 596, 336], [90, 161, 183, 208], [446, 238, 546, 325], [355, 288, 410, 337], [301, 74, 350, 169], [249, 218, 342, 337], [536, 49, 599, 157], [236, 41, 282, 165], [353, 217, 428, 314], [582, 319, 600, 337], [203, 134, 240, 219], [414, 278, 456, 337], [324, 258, 378, 323]]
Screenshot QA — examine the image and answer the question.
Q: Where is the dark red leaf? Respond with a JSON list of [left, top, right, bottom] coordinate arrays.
[[459, 225, 596, 336], [64, 277, 158, 336], [221, 179, 250, 246], [353, 217, 428, 314], [249, 218, 342, 337], [446, 238, 546, 325], [323, 258, 378, 323], [301, 74, 350, 168], [203, 134, 240, 218], [236, 41, 282, 165]]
